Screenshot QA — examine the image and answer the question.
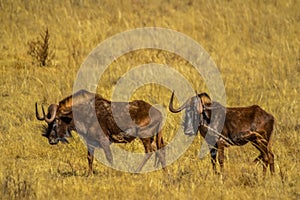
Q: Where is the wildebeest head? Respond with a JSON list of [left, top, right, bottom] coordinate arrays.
[[169, 91, 211, 136], [35, 103, 72, 145]]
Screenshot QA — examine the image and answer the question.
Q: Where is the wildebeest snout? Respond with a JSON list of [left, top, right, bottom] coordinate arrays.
[[183, 110, 199, 136]]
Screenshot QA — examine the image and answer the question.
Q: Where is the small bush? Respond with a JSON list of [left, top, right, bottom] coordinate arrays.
[[27, 28, 55, 67]]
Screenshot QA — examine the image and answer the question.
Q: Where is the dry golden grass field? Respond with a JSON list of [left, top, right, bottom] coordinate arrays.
[[0, 0, 299, 199]]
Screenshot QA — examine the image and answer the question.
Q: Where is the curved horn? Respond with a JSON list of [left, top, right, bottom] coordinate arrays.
[[194, 91, 203, 114], [44, 104, 58, 123], [169, 91, 188, 113], [35, 102, 46, 121]]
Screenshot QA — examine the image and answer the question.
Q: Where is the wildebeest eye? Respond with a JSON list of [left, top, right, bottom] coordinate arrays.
[[60, 117, 72, 124]]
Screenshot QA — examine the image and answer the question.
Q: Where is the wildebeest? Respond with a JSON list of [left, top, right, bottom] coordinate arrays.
[[169, 91, 275, 175], [36, 89, 166, 175]]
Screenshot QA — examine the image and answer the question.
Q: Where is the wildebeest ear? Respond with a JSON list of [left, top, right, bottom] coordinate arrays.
[[60, 107, 72, 115], [200, 93, 212, 107]]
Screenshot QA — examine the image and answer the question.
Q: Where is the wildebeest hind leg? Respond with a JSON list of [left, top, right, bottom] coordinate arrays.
[[253, 154, 263, 163], [268, 149, 275, 175], [239, 131, 264, 163], [153, 148, 166, 169], [154, 131, 166, 169], [135, 138, 154, 173], [251, 137, 269, 176]]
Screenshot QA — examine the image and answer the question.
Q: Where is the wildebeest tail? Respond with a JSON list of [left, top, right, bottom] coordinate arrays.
[[266, 114, 275, 149]]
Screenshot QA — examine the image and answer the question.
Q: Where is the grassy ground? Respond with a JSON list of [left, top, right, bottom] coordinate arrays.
[[0, 0, 299, 199]]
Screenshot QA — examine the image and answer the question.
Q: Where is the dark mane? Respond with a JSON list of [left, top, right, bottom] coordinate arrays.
[[58, 89, 98, 108]]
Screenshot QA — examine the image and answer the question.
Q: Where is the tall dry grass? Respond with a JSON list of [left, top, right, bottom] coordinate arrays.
[[0, 0, 299, 199]]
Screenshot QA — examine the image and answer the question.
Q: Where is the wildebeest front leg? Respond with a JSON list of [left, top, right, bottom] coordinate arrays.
[[217, 139, 227, 173], [98, 132, 113, 166], [87, 145, 94, 176], [209, 145, 218, 174]]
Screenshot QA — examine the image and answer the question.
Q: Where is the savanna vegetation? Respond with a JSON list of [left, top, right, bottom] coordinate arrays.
[[0, 0, 299, 199]]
